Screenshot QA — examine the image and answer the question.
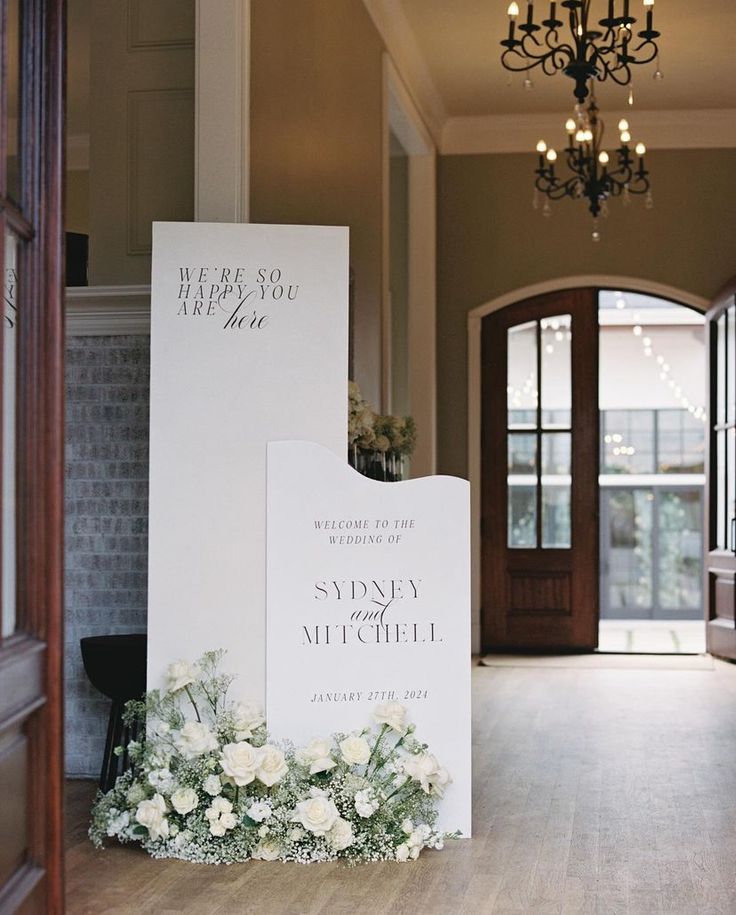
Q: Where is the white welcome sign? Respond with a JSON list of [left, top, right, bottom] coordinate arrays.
[[266, 441, 472, 835], [147, 223, 348, 704]]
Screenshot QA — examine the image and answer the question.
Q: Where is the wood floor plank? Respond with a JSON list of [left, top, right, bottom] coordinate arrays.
[[65, 659, 736, 915]]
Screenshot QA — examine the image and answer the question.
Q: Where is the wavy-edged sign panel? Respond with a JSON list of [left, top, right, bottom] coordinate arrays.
[[267, 441, 472, 835], [147, 224, 348, 704]]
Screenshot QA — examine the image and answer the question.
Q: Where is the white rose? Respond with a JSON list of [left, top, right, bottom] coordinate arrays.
[[258, 825, 270, 838], [126, 783, 147, 806], [374, 701, 409, 734], [220, 741, 261, 786], [354, 789, 378, 818], [135, 794, 169, 841], [256, 745, 288, 787], [203, 774, 223, 796], [401, 818, 413, 835], [165, 659, 199, 693], [292, 796, 340, 836], [231, 700, 265, 740], [247, 800, 272, 823], [177, 721, 218, 759], [289, 827, 305, 841], [208, 796, 233, 817], [147, 768, 174, 794], [297, 737, 336, 775], [410, 846, 421, 860], [220, 812, 238, 830], [403, 752, 449, 794], [170, 787, 198, 816], [395, 843, 410, 862], [252, 839, 281, 861], [209, 821, 226, 837], [339, 734, 371, 766], [327, 817, 355, 851]]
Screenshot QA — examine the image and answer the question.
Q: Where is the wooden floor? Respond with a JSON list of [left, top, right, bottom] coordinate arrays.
[[66, 658, 736, 915]]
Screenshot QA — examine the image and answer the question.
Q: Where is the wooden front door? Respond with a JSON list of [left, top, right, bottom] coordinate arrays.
[[705, 283, 736, 660], [0, 0, 65, 911], [481, 289, 599, 651]]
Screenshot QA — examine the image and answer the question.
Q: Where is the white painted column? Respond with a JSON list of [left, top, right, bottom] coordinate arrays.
[[195, 0, 250, 222]]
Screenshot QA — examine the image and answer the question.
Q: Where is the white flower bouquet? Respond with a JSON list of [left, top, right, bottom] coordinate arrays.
[[89, 651, 456, 865]]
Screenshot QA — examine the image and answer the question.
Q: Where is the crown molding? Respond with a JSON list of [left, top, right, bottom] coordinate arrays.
[[362, 0, 446, 146], [66, 285, 151, 336], [441, 108, 736, 155]]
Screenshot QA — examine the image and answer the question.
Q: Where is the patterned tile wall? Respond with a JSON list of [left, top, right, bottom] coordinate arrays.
[[64, 335, 150, 777]]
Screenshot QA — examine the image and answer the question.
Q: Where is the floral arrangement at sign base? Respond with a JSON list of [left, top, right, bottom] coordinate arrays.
[[348, 381, 416, 482], [90, 651, 457, 865]]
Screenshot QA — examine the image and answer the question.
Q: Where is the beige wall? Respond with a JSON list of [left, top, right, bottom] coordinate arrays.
[[249, 0, 385, 407], [437, 148, 736, 478], [66, 171, 90, 235]]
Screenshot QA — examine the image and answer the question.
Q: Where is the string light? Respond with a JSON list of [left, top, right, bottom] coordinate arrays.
[[632, 323, 707, 422]]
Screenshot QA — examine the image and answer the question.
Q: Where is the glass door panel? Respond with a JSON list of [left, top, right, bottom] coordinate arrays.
[[506, 314, 572, 550], [541, 315, 571, 428], [2, 229, 17, 637], [507, 320, 537, 428]]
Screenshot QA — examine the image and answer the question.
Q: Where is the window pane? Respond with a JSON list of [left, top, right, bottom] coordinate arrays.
[[602, 410, 655, 474], [728, 427, 735, 552], [508, 487, 537, 548], [507, 321, 537, 428], [541, 315, 571, 429], [542, 432, 571, 549], [717, 314, 727, 425], [728, 306, 735, 425], [604, 490, 653, 612], [508, 433, 537, 475], [542, 487, 571, 549], [508, 433, 537, 548], [2, 231, 18, 636], [717, 431, 726, 550], [6, 0, 22, 202], [657, 491, 702, 611]]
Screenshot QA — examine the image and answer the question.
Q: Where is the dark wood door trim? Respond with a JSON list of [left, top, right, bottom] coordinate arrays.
[[481, 289, 600, 652], [0, 0, 65, 911], [704, 280, 736, 662]]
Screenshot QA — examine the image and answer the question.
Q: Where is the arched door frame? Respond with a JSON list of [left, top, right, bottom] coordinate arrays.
[[467, 275, 708, 652]]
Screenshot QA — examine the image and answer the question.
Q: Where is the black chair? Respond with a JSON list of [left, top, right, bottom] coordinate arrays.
[[80, 634, 147, 791]]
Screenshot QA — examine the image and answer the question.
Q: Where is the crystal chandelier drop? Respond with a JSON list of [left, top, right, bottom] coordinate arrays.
[[533, 99, 652, 241], [501, 0, 660, 104]]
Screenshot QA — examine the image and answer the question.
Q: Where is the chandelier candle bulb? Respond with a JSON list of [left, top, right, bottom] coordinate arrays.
[[618, 119, 629, 132], [621, 130, 631, 144], [546, 148, 557, 162], [599, 151, 610, 165], [635, 142, 646, 156]]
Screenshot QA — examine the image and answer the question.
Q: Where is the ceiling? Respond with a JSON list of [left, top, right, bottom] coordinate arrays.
[[398, 0, 736, 117]]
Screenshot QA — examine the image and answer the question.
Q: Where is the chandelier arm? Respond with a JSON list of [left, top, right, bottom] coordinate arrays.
[[542, 46, 576, 76], [501, 46, 559, 73], [596, 60, 632, 86], [628, 39, 659, 65]]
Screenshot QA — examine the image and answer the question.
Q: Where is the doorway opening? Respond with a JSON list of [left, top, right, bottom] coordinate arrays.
[[477, 281, 719, 657], [598, 290, 707, 654]]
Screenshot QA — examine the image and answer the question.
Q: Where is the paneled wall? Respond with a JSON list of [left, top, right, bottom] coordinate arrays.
[[88, 0, 195, 285], [65, 335, 150, 776]]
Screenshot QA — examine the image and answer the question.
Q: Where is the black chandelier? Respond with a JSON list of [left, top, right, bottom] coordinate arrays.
[[533, 99, 651, 240], [501, 0, 660, 104]]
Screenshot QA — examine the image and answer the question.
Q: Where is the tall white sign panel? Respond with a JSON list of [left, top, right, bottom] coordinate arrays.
[[148, 223, 348, 703], [267, 441, 472, 835]]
